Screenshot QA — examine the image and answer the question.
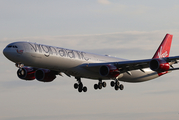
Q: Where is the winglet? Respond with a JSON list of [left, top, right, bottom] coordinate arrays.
[[152, 34, 173, 59]]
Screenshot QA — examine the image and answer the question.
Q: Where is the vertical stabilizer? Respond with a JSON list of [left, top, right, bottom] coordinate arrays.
[[152, 34, 173, 59]]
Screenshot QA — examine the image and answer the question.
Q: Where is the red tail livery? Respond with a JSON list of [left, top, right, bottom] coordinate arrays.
[[153, 34, 173, 59]]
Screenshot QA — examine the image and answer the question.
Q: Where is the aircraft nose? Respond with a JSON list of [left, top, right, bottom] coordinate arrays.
[[3, 48, 8, 57], [3, 48, 11, 59], [3, 47, 14, 61]]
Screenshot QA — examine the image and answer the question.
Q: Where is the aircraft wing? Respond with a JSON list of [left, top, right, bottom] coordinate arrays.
[[81, 56, 179, 74], [81, 59, 151, 74]]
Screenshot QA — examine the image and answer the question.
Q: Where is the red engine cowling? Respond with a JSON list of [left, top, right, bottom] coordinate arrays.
[[17, 67, 36, 80], [35, 69, 56, 82], [99, 64, 120, 78], [150, 59, 170, 72]]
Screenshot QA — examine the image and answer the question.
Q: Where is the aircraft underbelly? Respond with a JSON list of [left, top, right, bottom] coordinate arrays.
[[119, 69, 159, 82]]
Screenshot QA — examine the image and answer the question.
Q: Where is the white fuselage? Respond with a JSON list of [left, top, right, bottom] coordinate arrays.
[[3, 42, 159, 82]]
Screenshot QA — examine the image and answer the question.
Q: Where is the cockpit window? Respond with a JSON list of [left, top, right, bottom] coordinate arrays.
[[7, 45, 18, 48]]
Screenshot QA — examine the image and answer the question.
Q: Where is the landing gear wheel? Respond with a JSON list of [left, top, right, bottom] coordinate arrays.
[[98, 83, 102, 89], [116, 81, 120, 87], [102, 82, 106, 87], [79, 83, 83, 88], [94, 84, 98, 90], [115, 85, 119, 91], [119, 84, 124, 90], [74, 83, 79, 89], [78, 87, 83, 92], [110, 81, 115, 87], [83, 86, 87, 92]]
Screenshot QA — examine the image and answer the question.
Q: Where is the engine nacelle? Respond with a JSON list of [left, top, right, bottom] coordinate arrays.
[[35, 69, 56, 82], [99, 64, 120, 78], [150, 59, 170, 72], [17, 67, 36, 80]]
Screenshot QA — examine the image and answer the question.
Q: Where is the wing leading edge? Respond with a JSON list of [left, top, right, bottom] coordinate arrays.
[[81, 56, 179, 77]]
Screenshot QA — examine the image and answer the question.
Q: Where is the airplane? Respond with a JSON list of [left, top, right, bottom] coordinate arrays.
[[3, 34, 179, 92]]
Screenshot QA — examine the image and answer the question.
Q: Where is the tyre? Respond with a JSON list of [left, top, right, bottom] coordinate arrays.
[[74, 83, 78, 89], [83, 86, 87, 92], [98, 83, 102, 89], [115, 85, 119, 90], [110, 81, 115, 87], [116, 81, 120, 87], [102, 82, 106, 87], [78, 87, 83, 92], [94, 84, 98, 90], [119, 84, 124, 90]]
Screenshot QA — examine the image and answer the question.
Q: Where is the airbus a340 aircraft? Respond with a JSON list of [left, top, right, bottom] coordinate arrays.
[[3, 34, 179, 92]]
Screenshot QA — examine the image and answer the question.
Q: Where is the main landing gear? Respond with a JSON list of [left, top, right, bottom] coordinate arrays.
[[110, 79, 124, 91], [74, 77, 87, 93], [94, 79, 107, 90], [73, 77, 124, 92]]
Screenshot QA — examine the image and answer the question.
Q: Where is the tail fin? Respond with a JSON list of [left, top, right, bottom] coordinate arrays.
[[152, 34, 173, 59]]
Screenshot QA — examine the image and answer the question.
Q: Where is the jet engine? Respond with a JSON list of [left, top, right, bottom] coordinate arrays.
[[99, 64, 120, 78], [17, 67, 36, 80], [35, 69, 56, 82], [150, 59, 170, 72]]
